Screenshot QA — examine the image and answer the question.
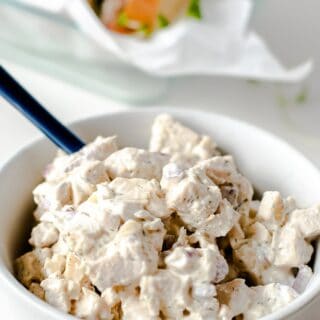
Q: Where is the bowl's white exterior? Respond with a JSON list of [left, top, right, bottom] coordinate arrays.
[[0, 108, 320, 320]]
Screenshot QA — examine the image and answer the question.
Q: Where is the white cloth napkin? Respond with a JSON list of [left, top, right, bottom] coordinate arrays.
[[16, 0, 313, 82], [103, 0, 312, 81]]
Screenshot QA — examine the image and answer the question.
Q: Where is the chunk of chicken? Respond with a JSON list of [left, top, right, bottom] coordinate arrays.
[[29, 222, 59, 248], [100, 177, 170, 219], [232, 191, 315, 286], [34, 161, 109, 219], [243, 283, 298, 320], [165, 245, 228, 283], [287, 204, 320, 239], [44, 136, 118, 182], [40, 278, 81, 313], [87, 220, 159, 291], [274, 225, 314, 267], [105, 147, 169, 181], [162, 162, 239, 239], [195, 156, 253, 210], [73, 288, 111, 320], [33, 180, 72, 219], [140, 269, 220, 319], [43, 254, 66, 278], [15, 251, 45, 288], [217, 279, 254, 319], [150, 114, 219, 167]]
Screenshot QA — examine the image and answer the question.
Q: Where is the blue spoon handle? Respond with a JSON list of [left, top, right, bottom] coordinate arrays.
[[0, 66, 85, 154]]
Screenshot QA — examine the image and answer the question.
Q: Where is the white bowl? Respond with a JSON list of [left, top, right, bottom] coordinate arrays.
[[0, 108, 320, 320]]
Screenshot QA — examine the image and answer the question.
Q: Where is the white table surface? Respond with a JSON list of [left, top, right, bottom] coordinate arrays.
[[1, 0, 320, 318]]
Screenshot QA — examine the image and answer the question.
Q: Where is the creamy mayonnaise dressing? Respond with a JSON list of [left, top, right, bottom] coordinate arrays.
[[16, 115, 320, 319]]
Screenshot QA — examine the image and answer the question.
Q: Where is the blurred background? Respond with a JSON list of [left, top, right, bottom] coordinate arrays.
[[0, 0, 319, 162]]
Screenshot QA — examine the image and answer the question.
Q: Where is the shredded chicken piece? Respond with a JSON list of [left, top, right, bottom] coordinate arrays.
[[150, 114, 219, 167]]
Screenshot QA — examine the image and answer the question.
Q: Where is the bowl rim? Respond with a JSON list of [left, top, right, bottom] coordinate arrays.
[[0, 107, 320, 320]]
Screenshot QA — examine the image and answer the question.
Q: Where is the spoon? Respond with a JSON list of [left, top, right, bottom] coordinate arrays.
[[0, 66, 85, 154]]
